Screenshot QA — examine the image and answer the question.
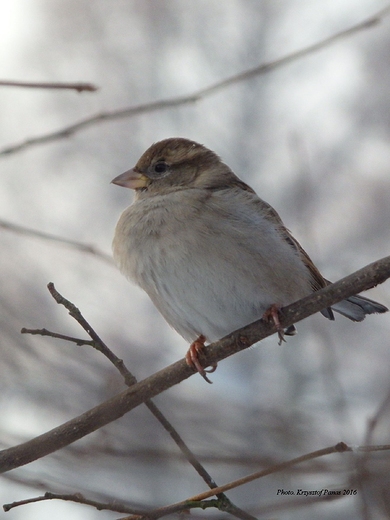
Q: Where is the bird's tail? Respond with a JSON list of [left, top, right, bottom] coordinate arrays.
[[321, 294, 388, 322]]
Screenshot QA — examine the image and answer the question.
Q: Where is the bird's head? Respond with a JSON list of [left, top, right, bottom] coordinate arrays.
[[111, 137, 245, 196]]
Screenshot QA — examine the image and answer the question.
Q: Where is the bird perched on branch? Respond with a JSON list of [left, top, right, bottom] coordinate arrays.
[[112, 138, 388, 383]]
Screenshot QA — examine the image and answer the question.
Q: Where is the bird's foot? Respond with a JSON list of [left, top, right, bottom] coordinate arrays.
[[263, 304, 286, 345], [185, 334, 217, 384]]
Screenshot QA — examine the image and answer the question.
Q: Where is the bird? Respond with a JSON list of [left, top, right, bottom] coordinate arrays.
[[112, 137, 388, 383]]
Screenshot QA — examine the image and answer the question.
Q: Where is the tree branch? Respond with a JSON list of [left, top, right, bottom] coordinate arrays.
[[0, 80, 98, 92], [0, 218, 113, 264], [1, 5, 389, 156], [0, 256, 389, 474], [3, 491, 144, 515]]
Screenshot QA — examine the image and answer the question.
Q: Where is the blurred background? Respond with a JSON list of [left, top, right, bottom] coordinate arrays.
[[1, 1, 390, 519]]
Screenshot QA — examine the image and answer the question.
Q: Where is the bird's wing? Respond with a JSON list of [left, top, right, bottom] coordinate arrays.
[[252, 197, 329, 292], [209, 179, 329, 292]]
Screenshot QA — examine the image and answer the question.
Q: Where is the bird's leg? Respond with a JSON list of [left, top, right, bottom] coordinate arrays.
[[263, 304, 286, 345], [185, 334, 217, 384]]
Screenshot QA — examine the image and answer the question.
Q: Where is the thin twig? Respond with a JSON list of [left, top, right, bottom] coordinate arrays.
[[20, 327, 94, 347], [1, 5, 389, 156], [0, 256, 389, 475], [176, 443, 354, 503], [3, 492, 143, 515], [0, 80, 98, 92], [43, 283, 254, 520], [0, 219, 113, 264], [47, 283, 136, 384], [0, 95, 199, 156]]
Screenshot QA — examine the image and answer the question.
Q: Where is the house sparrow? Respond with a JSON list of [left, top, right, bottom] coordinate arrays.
[[112, 138, 388, 383]]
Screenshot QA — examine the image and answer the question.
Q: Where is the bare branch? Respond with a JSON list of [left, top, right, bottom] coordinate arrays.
[[3, 491, 143, 515], [43, 283, 255, 520], [194, 4, 390, 99], [0, 256, 389, 475], [47, 282, 133, 382], [159, 443, 378, 507], [1, 5, 389, 156], [21, 327, 94, 347], [0, 95, 199, 156], [0, 80, 98, 92], [0, 218, 113, 264]]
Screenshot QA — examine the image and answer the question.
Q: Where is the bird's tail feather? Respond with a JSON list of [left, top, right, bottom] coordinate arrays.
[[329, 294, 388, 322]]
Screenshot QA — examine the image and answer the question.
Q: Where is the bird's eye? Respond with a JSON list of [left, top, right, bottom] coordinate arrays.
[[153, 161, 169, 174]]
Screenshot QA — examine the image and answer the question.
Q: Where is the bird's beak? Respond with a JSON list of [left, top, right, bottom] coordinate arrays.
[[111, 168, 149, 189]]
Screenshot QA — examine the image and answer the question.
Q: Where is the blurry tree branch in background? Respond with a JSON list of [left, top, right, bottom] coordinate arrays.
[[355, 387, 390, 516], [0, 255, 389, 475], [4, 442, 390, 517], [1, 4, 390, 157], [0, 218, 113, 264], [0, 80, 98, 92]]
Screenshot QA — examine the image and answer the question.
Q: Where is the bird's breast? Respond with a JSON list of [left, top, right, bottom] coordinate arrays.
[[112, 190, 312, 342]]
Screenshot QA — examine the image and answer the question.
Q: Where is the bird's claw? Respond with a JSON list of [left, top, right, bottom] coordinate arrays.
[[185, 335, 217, 384], [263, 304, 286, 345]]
